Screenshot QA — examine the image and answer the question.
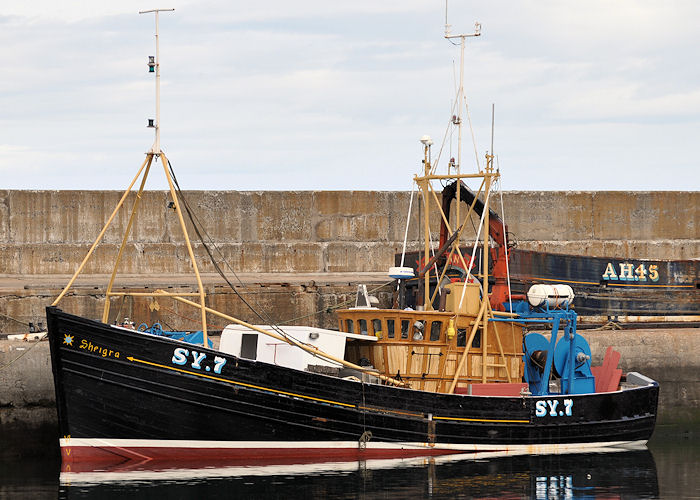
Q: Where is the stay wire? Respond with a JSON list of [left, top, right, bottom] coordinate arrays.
[[165, 158, 293, 342], [165, 158, 349, 361]]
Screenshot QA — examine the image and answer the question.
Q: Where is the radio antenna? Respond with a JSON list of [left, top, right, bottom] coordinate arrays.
[[491, 103, 495, 159], [139, 8, 175, 155]]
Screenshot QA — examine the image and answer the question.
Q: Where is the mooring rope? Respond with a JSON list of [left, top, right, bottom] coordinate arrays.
[[0, 335, 45, 371], [0, 312, 30, 327]]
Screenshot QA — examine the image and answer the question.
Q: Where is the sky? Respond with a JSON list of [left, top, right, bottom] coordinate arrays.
[[1, 0, 698, 191]]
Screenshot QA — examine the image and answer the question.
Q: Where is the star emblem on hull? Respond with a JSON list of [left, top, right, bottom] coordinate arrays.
[[63, 334, 74, 346]]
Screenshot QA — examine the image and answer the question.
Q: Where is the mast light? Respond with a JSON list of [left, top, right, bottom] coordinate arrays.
[[148, 56, 155, 73]]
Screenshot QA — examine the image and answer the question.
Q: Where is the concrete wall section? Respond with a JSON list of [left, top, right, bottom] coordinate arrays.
[[0, 190, 698, 275], [1, 189, 697, 433], [505, 191, 698, 242], [506, 191, 699, 260], [0, 340, 56, 434]]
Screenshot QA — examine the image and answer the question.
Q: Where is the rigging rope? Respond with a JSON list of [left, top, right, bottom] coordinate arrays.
[[279, 280, 395, 325], [399, 183, 416, 268], [465, 102, 481, 171], [164, 157, 384, 363], [497, 172, 513, 315], [431, 57, 480, 175], [156, 303, 227, 331], [165, 158, 296, 344], [457, 176, 493, 311]]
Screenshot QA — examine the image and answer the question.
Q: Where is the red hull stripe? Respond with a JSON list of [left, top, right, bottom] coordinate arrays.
[[59, 438, 647, 467], [61, 443, 467, 464]]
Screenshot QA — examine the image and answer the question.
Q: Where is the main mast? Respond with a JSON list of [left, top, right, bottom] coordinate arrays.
[[140, 8, 173, 154], [417, 15, 481, 311], [444, 14, 499, 382], [137, 8, 209, 343], [52, 8, 210, 344], [445, 10, 481, 236]]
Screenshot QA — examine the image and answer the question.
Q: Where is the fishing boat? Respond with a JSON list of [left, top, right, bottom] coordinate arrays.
[[46, 15, 658, 466]]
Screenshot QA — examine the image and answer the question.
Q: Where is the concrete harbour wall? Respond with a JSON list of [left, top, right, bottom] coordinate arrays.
[[0, 190, 697, 276]]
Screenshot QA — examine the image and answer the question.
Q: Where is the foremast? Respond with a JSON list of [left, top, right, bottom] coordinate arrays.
[[51, 8, 212, 345]]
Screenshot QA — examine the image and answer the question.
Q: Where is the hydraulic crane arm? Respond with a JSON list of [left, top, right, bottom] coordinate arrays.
[[439, 180, 507, 248], [438, 180, 518, 310]]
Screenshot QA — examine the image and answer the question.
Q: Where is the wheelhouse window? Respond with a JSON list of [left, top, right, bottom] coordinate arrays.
[[359, 319, 368, 335], [387, 319, 395, 338], [345, 319, 354, 334], [458, 329, 481, 348], [457, 328, 467, 347], [401, 320, 410, 339], [372, 319, 382, 338], [430, 321, 442, 341]]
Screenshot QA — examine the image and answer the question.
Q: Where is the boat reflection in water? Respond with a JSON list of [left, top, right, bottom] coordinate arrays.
[[60, 445, 659, 499]]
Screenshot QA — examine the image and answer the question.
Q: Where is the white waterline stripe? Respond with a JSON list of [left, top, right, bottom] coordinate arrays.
[[59, 440, 648, 485], [59, 437, 646, 453]]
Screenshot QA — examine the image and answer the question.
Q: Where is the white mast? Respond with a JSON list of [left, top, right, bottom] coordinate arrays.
[[444, 2, 480, 176], [443, 2, 480, 252], [140, 8, 175, 154]]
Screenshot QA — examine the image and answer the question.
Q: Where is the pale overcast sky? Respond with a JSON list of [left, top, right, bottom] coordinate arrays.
[[1, 1, 698, 191]]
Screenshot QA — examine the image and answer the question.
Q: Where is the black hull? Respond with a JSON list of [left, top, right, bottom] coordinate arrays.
[[398, 248, 699, 317], [509, 249, 699, 316], [47, 307, 658, 462]]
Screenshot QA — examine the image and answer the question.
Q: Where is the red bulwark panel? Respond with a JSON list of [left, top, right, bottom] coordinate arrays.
[[593, 346, 623, 393]]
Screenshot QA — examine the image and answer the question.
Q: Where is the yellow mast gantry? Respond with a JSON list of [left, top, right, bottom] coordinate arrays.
[[414, 150, 505, 388], [413, 11, 511, 387]]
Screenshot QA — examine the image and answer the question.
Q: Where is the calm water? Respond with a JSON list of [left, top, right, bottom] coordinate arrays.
[[1, 426, 697, 499]]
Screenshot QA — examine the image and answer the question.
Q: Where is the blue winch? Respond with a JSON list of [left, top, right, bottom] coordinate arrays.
[[497, 284, 595, 396]]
